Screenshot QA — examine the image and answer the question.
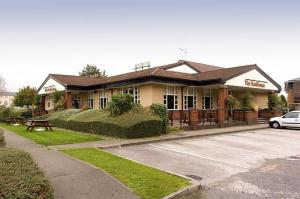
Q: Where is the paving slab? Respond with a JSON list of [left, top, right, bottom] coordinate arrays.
[[2, 128, 139, 199]]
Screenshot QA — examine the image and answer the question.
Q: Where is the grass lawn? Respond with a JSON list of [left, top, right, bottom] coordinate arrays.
[[62, 148, 190, 199], [0, 123, 103, 146]]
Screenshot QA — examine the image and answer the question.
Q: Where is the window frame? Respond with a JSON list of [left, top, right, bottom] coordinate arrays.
[[99, 90, 108, 109], [87, 92, 94, 109], [184, 87, 197, 110], [202, 89, 213, 110], [164, 86, 179, 110]]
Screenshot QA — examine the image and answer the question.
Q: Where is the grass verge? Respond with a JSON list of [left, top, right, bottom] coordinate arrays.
[[0, 147, 54, 198], [0, 123, 103, 146], [61, 148, 190, 199]]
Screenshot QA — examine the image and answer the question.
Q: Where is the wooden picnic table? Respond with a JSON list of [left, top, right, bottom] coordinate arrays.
[[6, 117, 25, 125], [25, 120, 53, 131]]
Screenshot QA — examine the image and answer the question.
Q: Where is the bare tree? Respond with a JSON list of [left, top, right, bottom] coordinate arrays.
[[0, 75, 6, 91]]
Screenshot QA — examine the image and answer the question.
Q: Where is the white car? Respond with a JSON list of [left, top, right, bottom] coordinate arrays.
[[269, 111, 300, 129]]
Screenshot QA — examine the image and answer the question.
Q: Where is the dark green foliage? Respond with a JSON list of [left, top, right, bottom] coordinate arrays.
[[20, 110, 33, 119], [39, 109, 163, 138], [149, 103, 168, 133], [239, 91, 253, 110], [0, 129, 5, 147], [0, 148, 54, 198], [108, 94, 134, 116], [13, 86, 37, 107], [0, 106, 21, 121], [280, 94, 288, 107], [268, 93, 282, 110], [79, 64, 107, 78]]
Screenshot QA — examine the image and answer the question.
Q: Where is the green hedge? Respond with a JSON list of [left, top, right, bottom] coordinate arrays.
[[0, 129, 5, 147], [38, 108, 163, 138], [0, 148, 53, 198]]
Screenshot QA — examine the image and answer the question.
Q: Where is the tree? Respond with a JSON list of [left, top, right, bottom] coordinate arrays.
[[279, 94, 287, 108], [79, 64, 107, 78], [51, 90, 65, 111], [239, 91, 253, 110], [0, 75, 6, 91], [13, 86, 37, 108]]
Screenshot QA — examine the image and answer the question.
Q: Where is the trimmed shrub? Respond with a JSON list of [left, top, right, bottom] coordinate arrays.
[[0, 129, 5, 147], [107, 94, 134, 116], [0, 106, 21, 122], [0, 148, 54, 198], [239, 91, 254, 111], [149, 103, 168, 133], [42, 108, 163, 138]]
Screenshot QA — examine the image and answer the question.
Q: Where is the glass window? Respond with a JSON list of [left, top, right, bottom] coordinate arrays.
[[202, 89, 213, 109], [184, 87, 197, 109], [284, 112, 299, 118], [119, 86, 140, 103], [164, 86, 179, 110], [72, 95, 80, 109], [87, 92, 94, 109], [99, 90, 107, 109]]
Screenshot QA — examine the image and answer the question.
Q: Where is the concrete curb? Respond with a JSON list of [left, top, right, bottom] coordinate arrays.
[[99, 125, 268, 149], [162, 183, 202, 199]]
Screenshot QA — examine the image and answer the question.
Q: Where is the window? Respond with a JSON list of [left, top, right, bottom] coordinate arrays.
[[283, 112, 299, 118], [119, 86, 140, 103], [164, 86, 179, 110], [202, 89, 213, 109], [72, 95, 80, 109], [99, 90, 107, 109], [87, 92, 94, 109], [184, 87, 197, 109]]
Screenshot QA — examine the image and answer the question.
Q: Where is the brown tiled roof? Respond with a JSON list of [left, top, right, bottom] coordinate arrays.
[[38, 61, 280, 92], [50, 74, 104, 87]]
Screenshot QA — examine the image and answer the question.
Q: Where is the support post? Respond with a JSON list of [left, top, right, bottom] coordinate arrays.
[[217, 87, 228, 127], [64, 91, 72, 109]]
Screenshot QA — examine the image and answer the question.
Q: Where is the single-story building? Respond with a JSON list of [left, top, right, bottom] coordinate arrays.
[[0, 91, 16, 107], [37, 60, 281, 126]]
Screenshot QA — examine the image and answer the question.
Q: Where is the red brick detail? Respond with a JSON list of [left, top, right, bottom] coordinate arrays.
[[245, 111, 258, 124], [64, 92, 72, 109], [217, 88, 228, 127], [259, 110, 282, 120], [189, 109, 199, 126], [41, 95, 46, 111]]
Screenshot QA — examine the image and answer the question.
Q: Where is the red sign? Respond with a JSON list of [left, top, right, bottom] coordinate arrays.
[[245, 79, 266, 88]]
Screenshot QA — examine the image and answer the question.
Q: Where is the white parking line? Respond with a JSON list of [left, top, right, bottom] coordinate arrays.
[[185, 139, 274, 157], [148, 143, 248, 169]]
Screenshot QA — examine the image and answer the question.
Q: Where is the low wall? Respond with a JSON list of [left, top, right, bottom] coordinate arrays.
[[245, 111, 258, 125], [259, 110, 282, 120]]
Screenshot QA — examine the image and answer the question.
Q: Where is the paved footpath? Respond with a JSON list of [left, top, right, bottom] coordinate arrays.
[[2, 128, 139, 199]]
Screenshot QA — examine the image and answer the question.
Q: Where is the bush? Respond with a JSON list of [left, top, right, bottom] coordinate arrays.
[[107, 94, 134, 116], [149, 103, 168, 133], [0, 148, 54, 198], [41, 108, 163, 138], [268, 93, 282, 110], [0, 129, 5, 147], [0, 106, 21, 122], [239, 91, 253, 110]]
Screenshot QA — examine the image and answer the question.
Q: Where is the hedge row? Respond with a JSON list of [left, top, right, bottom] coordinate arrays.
[[51, 118, 163, 138], [39, 109, 164, 138], [0, 148, 54, 199], [0, 129, 5, 147]]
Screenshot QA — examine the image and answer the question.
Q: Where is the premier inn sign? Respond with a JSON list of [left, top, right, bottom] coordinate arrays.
[[244, 79, 266, 88]]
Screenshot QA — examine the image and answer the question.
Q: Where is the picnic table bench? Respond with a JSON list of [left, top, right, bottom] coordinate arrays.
[[25, 120, 53, 131], [6, 117, 25, 125]]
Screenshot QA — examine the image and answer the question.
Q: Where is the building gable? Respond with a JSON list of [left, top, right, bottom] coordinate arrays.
[[165, 64, 198, 74], [38, 77, 66, 95], [225, 69, 279, 91]]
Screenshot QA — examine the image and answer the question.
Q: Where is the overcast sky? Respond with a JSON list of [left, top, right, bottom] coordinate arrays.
[[0, 0, 299, 92]]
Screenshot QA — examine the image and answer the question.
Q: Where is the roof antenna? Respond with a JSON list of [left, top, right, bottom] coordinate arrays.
[[178, 48, 189, 61]]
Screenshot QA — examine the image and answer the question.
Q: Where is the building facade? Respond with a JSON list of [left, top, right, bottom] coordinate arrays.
[[285, 77, 300, 106], [0, 91, 16, 107], [37, 60, 281, 124]]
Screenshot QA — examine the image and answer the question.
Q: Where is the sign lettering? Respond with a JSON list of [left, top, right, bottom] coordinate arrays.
[[44, 85, 56, 93], [245, 79, 266, 88]]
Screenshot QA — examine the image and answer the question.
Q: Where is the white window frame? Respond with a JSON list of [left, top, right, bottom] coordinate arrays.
[[184, 87, 197, 109], [72, 94, 81, 108], [99, 90, 107, 109], [202, 89, 213, 110], [87, 92, 94, 109], [164, 86, 179, 110], [119, 86, 140, 103]]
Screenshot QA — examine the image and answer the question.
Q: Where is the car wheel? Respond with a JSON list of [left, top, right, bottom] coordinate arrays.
[[272, 121, 280, 129]]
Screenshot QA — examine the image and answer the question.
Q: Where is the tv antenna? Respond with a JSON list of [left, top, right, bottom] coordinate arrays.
[[178, 48, 189, 60]]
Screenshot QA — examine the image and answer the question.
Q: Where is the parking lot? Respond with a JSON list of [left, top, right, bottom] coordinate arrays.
[[108, 128, 300, 198]]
